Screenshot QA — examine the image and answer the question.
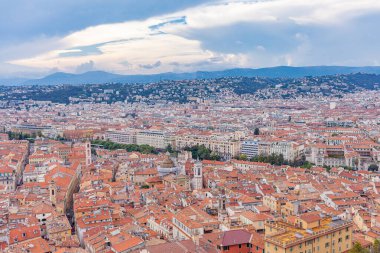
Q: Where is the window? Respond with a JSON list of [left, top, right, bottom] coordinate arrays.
[[325, 243, 330, 248], [223, 246, 229, 251], [345, 235, 349, 240], [239, 244, 242, 249]]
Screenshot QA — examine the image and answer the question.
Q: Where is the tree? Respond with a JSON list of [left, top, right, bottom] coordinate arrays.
[[368, 164, 379, 172], [209, 151, 221, 161], [238, 154, 248, 161], [373, 239, 380, 253], [254, 128, 260, 135], [184, 145, 221, 161], [349, 242, 369, 253], [90, 139, 158, 154], [165, 144, 174, 153]]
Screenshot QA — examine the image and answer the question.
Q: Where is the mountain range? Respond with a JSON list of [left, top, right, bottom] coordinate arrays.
[[2, 66, 380, 86]]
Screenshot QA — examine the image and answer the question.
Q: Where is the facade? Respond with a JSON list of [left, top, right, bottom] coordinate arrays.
[[172, 206, 219, 240], [191, 160, 203, 190], [270, 141, 304, 161], [136, 130, 168, 149], [241, 140, 259, 158], [265, 216, 353, 253], [175, 135, 240, 159], [105, 129, 171, 149], [308, 143, 378, 169], [46, 215, 72, 243], [11, 124, 52, 135], [105, 130, 136, 144], [216, 229, 254, 253], [0, 166, 16, 192]]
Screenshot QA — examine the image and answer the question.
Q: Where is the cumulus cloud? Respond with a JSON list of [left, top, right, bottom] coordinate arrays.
[[139, 61, 162, 69], [5, 0, 380, 76], [75, 60, 95, 73]]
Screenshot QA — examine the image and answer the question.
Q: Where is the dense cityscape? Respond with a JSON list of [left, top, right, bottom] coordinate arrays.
[[0, 76, 378, 252], [1, 73, 379, 105], [1, 0, 380, 252]]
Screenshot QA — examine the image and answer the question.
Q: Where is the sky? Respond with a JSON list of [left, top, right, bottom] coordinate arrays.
[[1, 0, 380, 78]]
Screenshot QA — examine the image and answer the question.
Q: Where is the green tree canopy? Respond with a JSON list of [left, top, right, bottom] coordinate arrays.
[[91, 139, 158, 154], [349, 242, 369, 253], [368, 164, 379, 172], [374, 239, 380, 253], [184, 145, 221, 161]]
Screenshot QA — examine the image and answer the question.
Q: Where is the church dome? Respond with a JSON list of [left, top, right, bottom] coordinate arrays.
[[161, 156, 175, 168]]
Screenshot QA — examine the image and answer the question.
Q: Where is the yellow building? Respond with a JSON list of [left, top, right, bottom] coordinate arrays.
[[265, 214, 352, 253], [46, 215, 72, 242], [263, 194, 287, 214], [175, 135, 240, 159], [281, 201, 300, 217]]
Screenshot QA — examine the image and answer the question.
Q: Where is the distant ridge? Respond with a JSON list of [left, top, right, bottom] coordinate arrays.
[[3, 66, 380, 86]]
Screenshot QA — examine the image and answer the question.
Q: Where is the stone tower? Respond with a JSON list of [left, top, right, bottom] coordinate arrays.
[[192, 160, 203, 190]]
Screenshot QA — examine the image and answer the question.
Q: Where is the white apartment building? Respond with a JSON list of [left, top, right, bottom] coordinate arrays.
[[241, 140, 259, 158], [105, 130, 136, 144], [136, 130, 170, 149], [0, 167, 16, 192], [270, 141, 304, 161], [105, 129, 173, 149], [175, 135, 240, 159]]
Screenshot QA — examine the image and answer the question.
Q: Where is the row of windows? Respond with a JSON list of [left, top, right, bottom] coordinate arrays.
[[217, 243, 264, 252], [0, 173, 12, 177], [268, 228, 350, 252]]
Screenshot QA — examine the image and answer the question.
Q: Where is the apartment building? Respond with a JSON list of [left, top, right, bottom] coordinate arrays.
[[241, 140, 259, 158], [105, 129, 171, 149], [0, 165, 16, 192], [175, 135, 240, 159], [309, 143, 378, 169], [265, 215, 353, 253], [105, 130, 136, 145], [136, 130, 168, 149], [172, 206, 219, 240], [270, 141, 304, 161]]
